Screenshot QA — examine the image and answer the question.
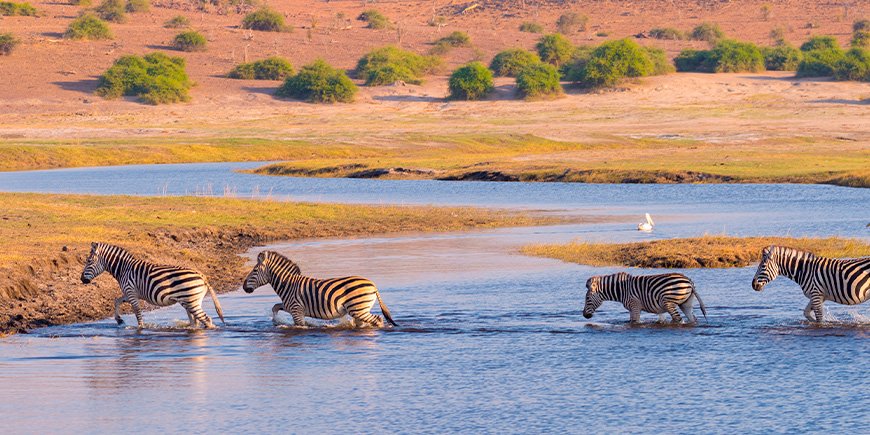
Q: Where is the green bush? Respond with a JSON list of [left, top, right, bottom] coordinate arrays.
[[796, 48, 845, 77], [854, 20, 870, 32], [800, 35, 838, 52], [228, 57, 294, 80], [519, 22, 543, 33], [357, 9, 389, 29], [242, 8, 288, 32], [69, 0, 92, 5], [674, 40, 764, 73], [95, 0, 126, 23], [65, 13, 113, 40], [355, 46, 441, 85], [833, 48, 870, 81], [556, 12, 588, 33], [173, 31, 207, 52], [0, 32, 19, 55], [761, 44, 803, 71], [644, 46, 675, 75], [536, 33, 574, 66], [448, 61, 494, 100], [435, 31, 471, 47], [690, 22, 724, 42], [852, 30, 869, 49], [674, 49, 712, 72], [489, 49, 541, 77], [516, 63, 562, 99], [126, 0, 148, 13], [276, 59, 357, 103], [649, 27, 683, 40], [579, 38, 654, 87], [164, 15, 190, 29], [96, 52, 192, 104], [559, 45, 594, 82], [0, 1, 37, 16]]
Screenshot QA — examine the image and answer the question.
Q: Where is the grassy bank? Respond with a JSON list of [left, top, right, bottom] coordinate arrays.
[[0, 192, 562, 334], [522, 236, 870, 268]]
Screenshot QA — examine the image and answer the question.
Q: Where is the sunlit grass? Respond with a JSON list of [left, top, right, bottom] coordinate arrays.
[[522, 236, 870, 268]]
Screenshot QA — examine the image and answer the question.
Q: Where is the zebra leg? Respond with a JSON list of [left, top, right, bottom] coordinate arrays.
[[808, 288, 826, 323], [113, 296, 126, 325], [181, 301, 214, 329], [129, 297, 145, 328], [803, 301, 815, 322], [186, 310, 198, 328], [665, 302, 683, 324], [679, 297, 697, 323], [289, 304, 306, 327], [349, 307, 384, 328], [627, 298, 642, 324]]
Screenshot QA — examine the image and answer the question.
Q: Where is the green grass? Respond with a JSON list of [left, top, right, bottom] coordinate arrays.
[[522, 236, 870, 268]]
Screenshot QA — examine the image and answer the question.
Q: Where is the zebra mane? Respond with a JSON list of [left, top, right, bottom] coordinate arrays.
[[94, 242, 134, 260], [263, 251, 302, 275], [769, 245, 816, 259]]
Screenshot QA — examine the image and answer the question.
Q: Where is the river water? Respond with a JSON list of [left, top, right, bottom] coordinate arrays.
[[0, 163, 868, 433]]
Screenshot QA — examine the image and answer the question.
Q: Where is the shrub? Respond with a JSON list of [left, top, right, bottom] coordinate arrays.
[[674, 40, 764, 73], [855, 20, 870, 32], [578, 38, 654, 87], [355, 46, 441, 85], [556, 12, 588, 33], [65, 13, 112, 40], [708, 39, 765, 72], [649, 27, 683, 40], [800, 35, 838, 52], [644, 46, 675, 75], [560, 45, 594, 82], [276, 59, 357, 103], [796, 47, 845, 77], [95, 0, 126, 23], [164, 15, 190, 29], [448, 61, 494, 100], [762, 44, 803, 71], [96, 52, 192, 104], [69, 0, 91, 5], [357, 9, 389, 29], [833, 48, 870, 81], [431, 30, 471, 54], [519, 22, 543, 33], [126, 0, 148, 13], [228, 57, 294, 80], [242, 8, 288, 32], [536, 33, 574, 66], [674, 49, 712, 72], [516, 63, 562, 99], [0, 1, 37, 16], [489, 48, 541, 77], [173, 31, 207, 52], [690, 22, 724, 42], [852, 30, 869, 49], [0, 32, 19, 55]]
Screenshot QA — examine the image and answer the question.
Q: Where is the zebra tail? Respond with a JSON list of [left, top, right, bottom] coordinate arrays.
[[376, 291, 398, 327], [693, 288, 708, 321], [207, 284, 226, 324]]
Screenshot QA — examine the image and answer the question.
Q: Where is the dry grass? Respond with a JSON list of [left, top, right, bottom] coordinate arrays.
[[522, 235, 870, 268], [0, 192, 557, 333]]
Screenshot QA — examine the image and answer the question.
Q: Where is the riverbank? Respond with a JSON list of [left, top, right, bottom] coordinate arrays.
[[0, 192, 573, 334], [522, 236, 870, 268], [2, 72, 868, 188]]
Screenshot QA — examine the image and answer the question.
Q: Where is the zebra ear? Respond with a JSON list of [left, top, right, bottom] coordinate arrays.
[[257, 251, 265, 262], [90, 242, 97, 250]]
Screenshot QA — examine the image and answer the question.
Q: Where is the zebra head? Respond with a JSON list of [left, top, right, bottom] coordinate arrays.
[[583, 276, 604, 319], [243, 252, 272, 293], [752, 246, 780, 291], [80, 242, 105, 284]]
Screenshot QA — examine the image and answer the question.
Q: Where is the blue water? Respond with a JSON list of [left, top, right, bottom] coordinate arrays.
[[0, 164, 868, 433]]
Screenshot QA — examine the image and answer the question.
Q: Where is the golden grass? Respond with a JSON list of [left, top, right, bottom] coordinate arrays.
[[1, 133, 868, 187], [522, 236, 870, 269], [0, 192, 558, 332]]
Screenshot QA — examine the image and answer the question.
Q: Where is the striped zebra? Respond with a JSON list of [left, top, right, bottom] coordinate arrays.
[[80, 242, 225, 328], [242, 250, 397, 328], [583, 272, 707, 324], [751, 245, 870, 322]]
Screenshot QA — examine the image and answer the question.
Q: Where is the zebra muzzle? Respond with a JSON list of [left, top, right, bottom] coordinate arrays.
[[583, 312, 593, 319], [80, 275, 91, 284]]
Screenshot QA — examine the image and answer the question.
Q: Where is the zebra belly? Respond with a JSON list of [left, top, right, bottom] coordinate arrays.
[[304, 305, 346, 320]]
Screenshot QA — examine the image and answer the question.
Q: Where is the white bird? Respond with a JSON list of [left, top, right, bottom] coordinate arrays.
[[637, 213, 654, 232]]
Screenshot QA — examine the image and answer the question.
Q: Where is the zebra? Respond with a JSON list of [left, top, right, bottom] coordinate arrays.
[[242, 250, 397, 328], [80, 242, 225, 329], [582, 272, 707, 324], [751, 245, 870, 322]]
